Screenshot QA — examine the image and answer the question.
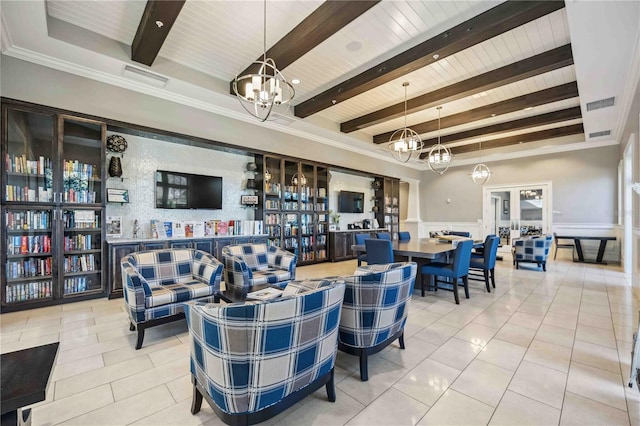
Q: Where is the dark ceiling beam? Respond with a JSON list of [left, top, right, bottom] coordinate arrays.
[[229, 1, 380, 94], [372, 81, 578, 144], [351, 44, 574, 134], [294, 0, 566, 118], [418, 106, 582, 159], [447, 123, 584, 155], [131, 0, 186, 66]]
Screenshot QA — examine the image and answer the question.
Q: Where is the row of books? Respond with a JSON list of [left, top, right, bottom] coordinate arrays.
[[149, 220, 265, 239], [6, 210, 51, 230], [64, 210, 101, 228], [5, 154, 52, 175], [64, 234, 95, 252], [7, 235, 52, 255], [265, 214, 280, 225], [63, 188, 98, 204], [63, 254, 97, 273], [62, 160, 99, 180], [5, 281, 52, 303], [5, 185, 53, 202], [64, 277, 89, 294], [7, 258, 52, 279]]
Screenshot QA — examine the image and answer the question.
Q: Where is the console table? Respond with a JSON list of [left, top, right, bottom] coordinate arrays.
[[1, 342, 59, 426], [555, 235, 617, 264]]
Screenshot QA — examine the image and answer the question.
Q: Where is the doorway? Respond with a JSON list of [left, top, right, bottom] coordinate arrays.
[[623, 135, 635, 276], [483, 182, 553, 253]]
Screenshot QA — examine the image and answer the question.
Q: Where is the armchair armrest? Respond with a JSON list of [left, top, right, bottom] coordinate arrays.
[[191, 251, 223, 287], [121, 260, 151, 324], [267, 247, 297, 275], [222, 253, 252, 288]]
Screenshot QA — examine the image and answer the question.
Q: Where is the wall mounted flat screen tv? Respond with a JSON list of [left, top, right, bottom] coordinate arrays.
[[155, 170, 222, 209], [338, 190, 364, 213]]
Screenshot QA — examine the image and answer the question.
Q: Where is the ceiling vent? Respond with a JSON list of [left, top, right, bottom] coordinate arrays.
[[589, 130, 611, 138], [122, 65, 169, 87], [586, 97, 615, 111]]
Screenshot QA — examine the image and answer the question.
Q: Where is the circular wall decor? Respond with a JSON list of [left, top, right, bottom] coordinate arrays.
[[106, 134, 128, 153]]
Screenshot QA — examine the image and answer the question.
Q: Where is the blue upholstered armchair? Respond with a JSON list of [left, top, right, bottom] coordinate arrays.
[[222, 243, 296, 290], [184, 279, 346, 425], [121, 248, 223, 349], [338, 262, 417, 381], [514, 234, 553, 271]]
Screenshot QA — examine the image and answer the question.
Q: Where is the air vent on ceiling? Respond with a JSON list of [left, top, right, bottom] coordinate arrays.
[[586, 97, 615, 111], [589, 130, 611, 138], [122, 65, 169, 87]]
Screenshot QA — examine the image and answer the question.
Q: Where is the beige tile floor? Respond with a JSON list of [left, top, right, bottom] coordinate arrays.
[[1, 255, 639, 425]]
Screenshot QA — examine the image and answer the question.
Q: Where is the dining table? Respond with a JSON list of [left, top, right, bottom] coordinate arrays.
[[554, 235, 617, 264]]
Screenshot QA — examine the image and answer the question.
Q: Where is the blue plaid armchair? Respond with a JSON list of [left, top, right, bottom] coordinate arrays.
[[222, 243, 296, 289], [514, 234, 553, 271], [338, 262, 417, 381], [121, 248, 223, 349], [184, 279, 346, 426]]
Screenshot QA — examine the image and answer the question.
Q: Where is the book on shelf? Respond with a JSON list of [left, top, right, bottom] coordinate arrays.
[[184, 221, 194, 238], [164, 222, 173, 237], [217, 221, 228, 236], [193, 222, 205, 238], [172, 221, 186, 238], [246, 287, 284, 301], [150, 219, 167, 239]]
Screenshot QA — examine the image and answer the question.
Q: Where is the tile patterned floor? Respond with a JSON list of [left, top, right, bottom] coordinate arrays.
[[1, 256, 638, 425]]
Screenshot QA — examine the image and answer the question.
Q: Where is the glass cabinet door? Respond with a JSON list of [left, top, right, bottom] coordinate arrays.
[[60, 117, 104, 205], [283, 160, 299, 212], [282, 213, 298, 257], [300, 163, 314, 213], [4, 108, 55, 203], [264, 156, 281, 210], [264, 212, 281, 247], [4, 207, 54, 305], [62, 207, 103, 297]]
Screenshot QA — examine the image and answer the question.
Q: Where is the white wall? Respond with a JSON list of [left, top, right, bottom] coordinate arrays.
[[104, 133, 254, 238], [328, 171, 375, 230]]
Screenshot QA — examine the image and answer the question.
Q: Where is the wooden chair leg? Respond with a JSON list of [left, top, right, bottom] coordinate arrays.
[[129, 322, 135, 331], [452, 279, 460, 304], [191, 384, 203, 414], [542, 261, 547, 272], [421, 274, 425, 297], [359, 353, 369, 382], [135, 327, 145, 350], [483, 269, 490, 292], [326, 369, 336, 402], [490, 268, 496, 288], [554, 246, 558, 260], [398, 331, 405, 350], [463, 275, 470, 299], [431, 275, 437, 292]]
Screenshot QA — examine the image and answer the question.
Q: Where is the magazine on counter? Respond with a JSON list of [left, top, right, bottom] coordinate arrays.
[[246, 287, 284, 301]]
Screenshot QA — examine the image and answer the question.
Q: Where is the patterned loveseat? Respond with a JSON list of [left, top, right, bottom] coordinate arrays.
[[338, 262, 417, 381], [222, 243, 296, 289], [121, 248, 223, 349], [184, 279, 346, 425], [513, 234, 553, 271]]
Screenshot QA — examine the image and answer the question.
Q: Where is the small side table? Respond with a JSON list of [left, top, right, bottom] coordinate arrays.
[[1, 342, 59, 426]]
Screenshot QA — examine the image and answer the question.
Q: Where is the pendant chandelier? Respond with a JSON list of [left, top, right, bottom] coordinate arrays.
[[427, 106, 452, 174], [232, 0, 294, 122], [291, 172, 306, 186], [388, 82, 424, 163], [470, 140, 491, 184]]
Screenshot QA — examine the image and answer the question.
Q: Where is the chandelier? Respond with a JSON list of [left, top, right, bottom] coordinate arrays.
[[264, 168, 272, 183], [291, 172, 306, 186], [470, 140, 491, 184], [232, 0, 294, 122], [427, 106, 452, 174], [388, 82, 424, 163]]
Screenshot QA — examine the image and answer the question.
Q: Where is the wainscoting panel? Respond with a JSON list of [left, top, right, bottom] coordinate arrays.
[[552, 223, 621, 263]]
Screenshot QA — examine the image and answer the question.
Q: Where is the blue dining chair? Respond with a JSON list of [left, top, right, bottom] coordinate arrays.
[[421, 239, 473, 304], [365, 239, 394, 265], [469, 235, 500, 292], [471, 234, 496, 258], [398, 231, 411, 241], [377, 232, 392, 241], [354, 233, 369, 266]]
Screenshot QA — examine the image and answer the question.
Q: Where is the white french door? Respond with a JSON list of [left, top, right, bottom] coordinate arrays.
[[483, 183, 553, 252]]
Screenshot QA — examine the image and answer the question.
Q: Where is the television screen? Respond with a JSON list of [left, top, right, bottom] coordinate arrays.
[[155, 170, 222, 209], [338, 190, 364, 213]]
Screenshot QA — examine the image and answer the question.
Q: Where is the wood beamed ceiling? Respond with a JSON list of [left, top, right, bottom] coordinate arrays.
[[126, 0, 584, 162]]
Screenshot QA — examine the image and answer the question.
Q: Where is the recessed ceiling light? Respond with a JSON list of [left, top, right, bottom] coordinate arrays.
[[524, 107, 533, 111], [491, 113, 497, 117], [291, 79, 301, 85], [155, 20, 164, 28], [433, 54, 440, 60]]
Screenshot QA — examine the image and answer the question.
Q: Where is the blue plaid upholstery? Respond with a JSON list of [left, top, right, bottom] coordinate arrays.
[[222, 244, 296, 289], [514, 234, 553, 270], [184, 281, 345, 417], [339, 262, 416, 348], [122, 249, 223, 324]]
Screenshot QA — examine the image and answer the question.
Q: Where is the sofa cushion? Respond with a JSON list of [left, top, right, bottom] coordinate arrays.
[[250, 269, 292, 286], [282, 279, 339, 296], [146, 280, 215, 308], [131, 249, 194, 286]]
